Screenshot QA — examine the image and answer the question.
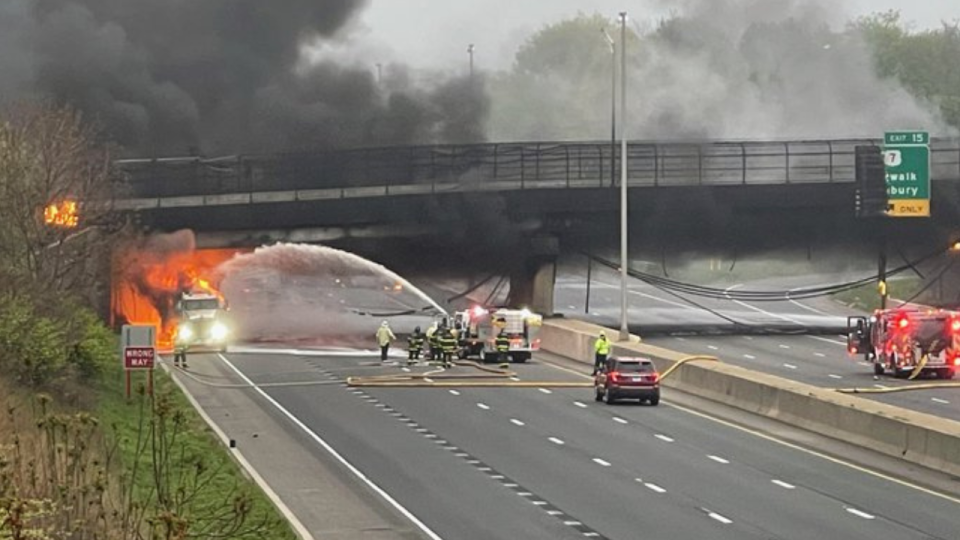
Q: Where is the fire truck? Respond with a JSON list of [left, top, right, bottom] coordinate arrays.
[[847, 308, 960, 379], [476, 308, 543, 363], [453, 306, 489, 359]]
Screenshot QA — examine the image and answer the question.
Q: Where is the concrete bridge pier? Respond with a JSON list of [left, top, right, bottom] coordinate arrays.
[[507, 235, 560, 315]]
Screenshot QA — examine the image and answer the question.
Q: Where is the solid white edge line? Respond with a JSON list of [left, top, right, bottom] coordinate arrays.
[[539, 357, 960, 506], [217, 354, 445, 540], [162, 359, 315, 540]]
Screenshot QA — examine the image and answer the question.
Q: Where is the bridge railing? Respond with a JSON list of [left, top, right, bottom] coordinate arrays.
[[119, 138, 960, 198]]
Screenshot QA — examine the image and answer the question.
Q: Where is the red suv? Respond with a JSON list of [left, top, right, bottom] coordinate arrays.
[[594, 357, 660, 405]]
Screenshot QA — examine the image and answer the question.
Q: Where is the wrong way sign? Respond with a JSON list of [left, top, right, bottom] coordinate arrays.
[[124, 347, 156, 370]]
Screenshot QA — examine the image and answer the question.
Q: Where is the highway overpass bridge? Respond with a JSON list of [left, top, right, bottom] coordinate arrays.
[[115, 138, 960, 312]]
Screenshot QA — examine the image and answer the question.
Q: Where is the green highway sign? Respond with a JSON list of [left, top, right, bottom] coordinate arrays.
[[883, 130, 930, 217]]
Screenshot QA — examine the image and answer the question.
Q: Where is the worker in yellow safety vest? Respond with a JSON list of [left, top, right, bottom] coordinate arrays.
[[593, 331, 610, 375]]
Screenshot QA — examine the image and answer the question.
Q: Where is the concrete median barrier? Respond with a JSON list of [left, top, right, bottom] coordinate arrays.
[[541, 319, 960, 477]]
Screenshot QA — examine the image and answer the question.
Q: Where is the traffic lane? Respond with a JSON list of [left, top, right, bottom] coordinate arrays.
[[363, 361, 959, 540], [223, 352, 590, 540], [647, 334, 960, 421], [365, 387, 767, 539], [168, 352, 429, 539], [555, 277, 845, 330], [424, 375, 958, 540]]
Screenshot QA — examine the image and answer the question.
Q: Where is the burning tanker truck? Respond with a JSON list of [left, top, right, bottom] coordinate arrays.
[[172, 290, 232, 365]]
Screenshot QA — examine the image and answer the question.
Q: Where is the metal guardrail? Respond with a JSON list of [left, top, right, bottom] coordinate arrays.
[[118, 138, 960, 199]]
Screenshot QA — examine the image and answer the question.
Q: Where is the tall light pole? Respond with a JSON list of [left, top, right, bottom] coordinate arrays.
[[601, 28, 616, 188], [467, 44, 475, 79], [618, 11, 630, 342]]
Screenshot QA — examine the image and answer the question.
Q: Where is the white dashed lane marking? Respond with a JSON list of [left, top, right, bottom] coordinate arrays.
[[592, 458, 611, 467], [707, 345, 719, 351], [510, 419, 525, 427], [643, 482, 666, 494], [932, 397, 950, 404], [707, 511, 733, 524], [845, 508, 876, 520], [538, 388, 553, 394], [772, 480, 796, 490], [783, 363, 798, 370], [828, 374, 843, 380], [549, 437, 565, 445], [477, 403, 491, 410], [779, 344, 791, 350], [814, 352, 826, 358], [612, 417, 628, 425], [743, 354, 756, 360], [707, 455, 730, 464], [574, 401, 588, 408], [655, 434, 675, 443], [449, 390, 460, 396]]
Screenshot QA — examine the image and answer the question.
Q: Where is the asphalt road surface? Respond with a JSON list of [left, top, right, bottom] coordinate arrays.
[[189, 349, 960, 540], [555, 272, 960, 422]]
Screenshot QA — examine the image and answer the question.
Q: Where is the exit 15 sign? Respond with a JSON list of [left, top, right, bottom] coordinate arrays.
[[883, 131, 930, 218]]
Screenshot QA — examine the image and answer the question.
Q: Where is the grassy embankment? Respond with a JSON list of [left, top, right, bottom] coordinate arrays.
[[831, 277, 923, 312]]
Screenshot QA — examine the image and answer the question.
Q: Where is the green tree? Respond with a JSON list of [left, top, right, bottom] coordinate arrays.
[[488, 13, 640, 141], [852, 11, 960, 130]]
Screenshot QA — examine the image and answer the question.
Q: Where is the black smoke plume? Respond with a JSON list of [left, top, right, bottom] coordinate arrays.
[[1, 0, 488, 155]]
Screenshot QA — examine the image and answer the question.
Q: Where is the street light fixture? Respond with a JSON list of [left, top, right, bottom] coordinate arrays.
[[467, 44, 475, 79], [601, 28, 616, 188], [618, 11, 630, 342]]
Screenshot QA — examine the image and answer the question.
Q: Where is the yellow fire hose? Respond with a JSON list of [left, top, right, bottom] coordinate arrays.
[[836, 382, 960, 394], [346, 355, 721, 388], [836, 354, 960, 393]]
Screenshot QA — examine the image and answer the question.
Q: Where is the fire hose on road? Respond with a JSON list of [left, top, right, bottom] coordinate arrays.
[[346, 356, 720, 388]]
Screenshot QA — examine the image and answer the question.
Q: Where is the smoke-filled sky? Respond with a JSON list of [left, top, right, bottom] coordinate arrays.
[[357, 1, 958, 72], [0, 0, 487, 155], [1, 0, 957, 154]]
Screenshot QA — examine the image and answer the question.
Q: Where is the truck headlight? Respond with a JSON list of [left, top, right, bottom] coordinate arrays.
[[210, 323, 229, 341], [177, 325, 194, 342]]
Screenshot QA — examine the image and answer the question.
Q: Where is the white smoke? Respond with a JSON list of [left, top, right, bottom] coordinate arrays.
[[217, 243, 443, 344], [489, 0, 954, 141]]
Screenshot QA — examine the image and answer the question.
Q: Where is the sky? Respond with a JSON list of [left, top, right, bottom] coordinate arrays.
[[344, 0, 960, 73]]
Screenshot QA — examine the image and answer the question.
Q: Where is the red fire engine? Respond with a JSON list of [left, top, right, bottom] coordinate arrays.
[[847, 308, 960, 379]]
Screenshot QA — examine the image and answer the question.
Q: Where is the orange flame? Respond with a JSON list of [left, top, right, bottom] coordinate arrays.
[[112, 248, 242, 349], [44, 200, 79, 228]]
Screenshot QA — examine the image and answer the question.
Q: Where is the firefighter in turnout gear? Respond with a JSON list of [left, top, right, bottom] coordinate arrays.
[[408, 326, 424, 365], [495, 330, 510, 364], [426, 322, 440, 362], [376, 321, 396, 362], [440, 329, 458, 367]]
